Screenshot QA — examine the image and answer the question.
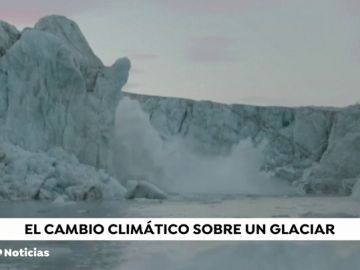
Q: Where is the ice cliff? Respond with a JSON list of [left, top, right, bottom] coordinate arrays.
[[0, 15, 359, 200], [0, 15, 129, 200], [0, 15, 130, 169], [127, 94, 360, 196]]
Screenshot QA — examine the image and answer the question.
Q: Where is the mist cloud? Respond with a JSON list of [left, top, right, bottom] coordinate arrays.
[[111, 97, 292, 196]]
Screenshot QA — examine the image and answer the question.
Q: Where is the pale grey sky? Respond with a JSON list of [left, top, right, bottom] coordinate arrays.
[[1, 0, 360, 106]]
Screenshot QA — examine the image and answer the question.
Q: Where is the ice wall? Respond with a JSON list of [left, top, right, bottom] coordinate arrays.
[[127, 93, 360, 195], [112, 97, 292, 196], [0, 16, 130, 200], [0, 15, 130, 170]]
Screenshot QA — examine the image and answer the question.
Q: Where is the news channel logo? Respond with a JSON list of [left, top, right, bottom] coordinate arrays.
[[0, 247, 50, 258]]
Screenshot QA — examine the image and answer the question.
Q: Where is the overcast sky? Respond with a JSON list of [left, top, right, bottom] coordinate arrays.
[[1, 0, 360, 107]]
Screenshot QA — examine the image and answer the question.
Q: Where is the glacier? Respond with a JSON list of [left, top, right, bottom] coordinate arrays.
[[0, 15, 130, 200], [0, 15, 359, 200], [128, 94, 360, 196]]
